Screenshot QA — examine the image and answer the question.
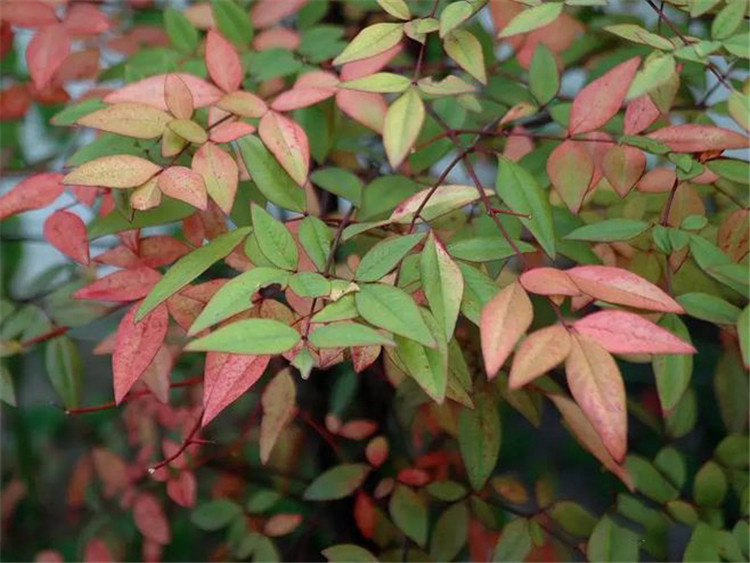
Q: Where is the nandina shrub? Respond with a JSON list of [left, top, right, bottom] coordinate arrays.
[[0, 0, 748, 561]]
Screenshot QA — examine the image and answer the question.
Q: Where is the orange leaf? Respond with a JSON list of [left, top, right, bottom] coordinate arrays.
[[567, 265, 683, 313], [43, 210, 90, 265], [480, 281, 533, 378], [568, 56, 641, 135], [205, 30, 242, 93], [565, 334, 627, 462], [113, 303, 168, 404], [258, 110, 310, 186], [573, 310, 696, 355], [26, 24, 70, 90], [158, 166, 207, 210], [509, 325, 571, 389], [202, 352, 270, 426], [209, 121, 255, 143]]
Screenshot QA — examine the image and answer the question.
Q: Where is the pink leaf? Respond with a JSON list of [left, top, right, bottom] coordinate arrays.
[[167, 471, 197, 507], [104, 73, 222, 110], [647, 124, 750, 153], [637, 167, 676, 194], [43, 210, 90, 265], [205, 30, 242, 93], [602, 144, 646, 198], [191, 142, 238, 214], [84, 539, 113, 563], [0, 172, 64, 220], [624, 95, 661, 136], [1, 2, 59, 27], [254, 28, 301, 51], [138, 236, 191, 268], [26, 24, 70, 90], [158, 166, 207, 210], [547, 140, 594, 213], [74, 267, 162, 302], [133, 492, 171, 545], [573, 310, 696, 355], [568, 56, 641, 135], [294, 71, 340, 90], [251, 0, 307, 28], [113, 303, 168, 404], [519, 267, 579, 296], [209, 121, 255, 143], [480, 281, 533, 378], [340, 44, 402, 81], [164, 74, 194, 119], [335, 90, 387, 133], [509, 325, 571, 390], [567, 265, 683, 313], [258, 111, 310, 186], [566, 334, 627, 462], [202, 352, 270, 426], [63, 4, 110, 36], [271, 88, 336, 112]]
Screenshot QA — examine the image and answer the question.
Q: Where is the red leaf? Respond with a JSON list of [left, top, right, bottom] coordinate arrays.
[[566, 334, 627, 462], [167, 471, 197, 508], [202, 352, 270, 426], [624, 95, 661, 136], [74, 267, 162, 301], [519, 267, 579, 296], [602, 144, 646, 198], [547, 140, 594, 213], [104, 73, 222, 110], [567, 265, 683, 313], [250, 0, 307, 28], [205, 30, 242, 93], [568, 56, 641, 135], [26, 24, 70, 90], [138, 236, 191, 268], [258, 111, 310, 186], [84, 539, 113, 563], [191, 142, 238, 213], [63, 4, 110, 36], [647, 124, 750, 153], [133, 492, 171, 545], [0, 83, 32, 121], [397, 468, 431, 487], [158, 166, 207, 210], [365, 436, 389, 467], [43, 210, 90, 265], [0, 172, 64, 219], [1, 1, 59, 27], [637, 167, 676, 194], [573, 310, 696, 355], [113, 303, 168, 404], [271, 87, 336, 112], [209, 121, 255, 143], [480, 281, 533, 378], [335, 90, 387, 133]]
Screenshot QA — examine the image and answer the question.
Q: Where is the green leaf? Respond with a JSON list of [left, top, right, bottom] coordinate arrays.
[[303, 464, 371, 500], [356, 233, 425, 282], [707, 159, 750, 185], [493, 518, 532, 562], [212, 0, 253, 47], [712, 0, 745, 40], [625, 455, 679, 503], [191, 499, 243, 531], [333, 23, 404, 65], [444, 29, 486, 85], [340, 72, 412, 93], [653, 314, 693, 411], [548, 502, 597, 536], [447, 236, 535, 262], [188, 267, 290, 335], [693, 461, 727, 507], [654, 446, 686, 489], [495, 155, 555, 258], [715, 435, 749, 469], [309, 322, 394, 348], [586, 515, 639, 562], [45, 335, 83, 409], [430, 502, 468, 562], [186, 319, 301, 354], [322, 545, 378, 562], [440, 1, 473, 37], [251, 204, 298, 271], [237, 135, 306, 213], [138, 227, 251, 320], [604, 24, 675, 50], [88, 198, 195, 239], [677, 292, 741, 325], [395, 309, 447, 402], [737, 306, 749, 368], [289, 272, 330, 298], [389, 485, 428, 547], [426, 480, 467, 502], [498, 2, 563, 38], [684, 523, 721, 562], [51, 98, 107, 127], [627, 54, 676, 101], [246, 489, 281, 513], [311, 295, 358, 323], [164, 7, 199, 54], [309, 168, 364, 206], [459, 391, 500, 491], [724, 32, 749, 59], [0, 365, 16, 407], [298, 216, 333, 272], [529, 45, 559, 105], [377, 0, 410, 20], [565, 219, 650, 242], [421, 233, 463, 342], [458, 262, 499, 325], [356, 283, 435, 348], [384, 87, 425, 169]]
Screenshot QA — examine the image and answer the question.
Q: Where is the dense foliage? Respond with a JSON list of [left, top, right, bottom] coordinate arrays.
[[1, 0, 748, 561]]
